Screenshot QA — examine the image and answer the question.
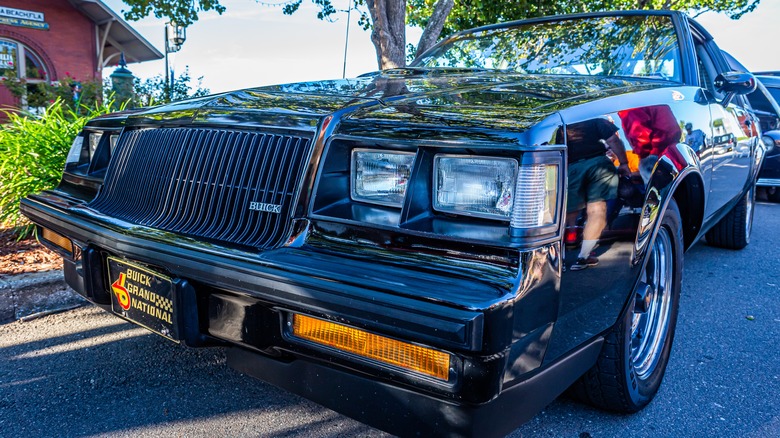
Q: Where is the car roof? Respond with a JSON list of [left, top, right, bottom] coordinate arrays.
[[757, 75, 780, 88]]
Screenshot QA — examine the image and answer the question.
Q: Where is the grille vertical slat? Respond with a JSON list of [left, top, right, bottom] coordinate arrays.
[[215, 132, 256, 242], [89, 127, 313, 249]]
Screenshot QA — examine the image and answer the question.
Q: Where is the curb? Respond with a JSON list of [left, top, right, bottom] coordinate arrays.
[[0, 270, 66, 291], [0, 270, 86, 324]]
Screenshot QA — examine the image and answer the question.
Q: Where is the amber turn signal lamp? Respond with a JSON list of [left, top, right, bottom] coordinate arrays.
[[292, 314, 451, 381], [41, 228, 73, 254]]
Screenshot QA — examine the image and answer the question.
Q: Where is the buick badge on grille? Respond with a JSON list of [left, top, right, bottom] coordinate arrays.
[[249, 202, 282, 214]]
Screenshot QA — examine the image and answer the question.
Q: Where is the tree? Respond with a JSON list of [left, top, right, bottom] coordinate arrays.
[[118, 0, 761, 70], [410, 0, 761, 36], [133, 67, 210, 106]]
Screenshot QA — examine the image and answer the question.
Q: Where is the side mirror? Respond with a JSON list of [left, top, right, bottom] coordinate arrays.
[[714, 71, 757, 107]]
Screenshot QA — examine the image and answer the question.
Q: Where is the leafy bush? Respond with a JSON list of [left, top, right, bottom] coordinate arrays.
[[1, 70, 104, 114], [0, 99, 117, 233]]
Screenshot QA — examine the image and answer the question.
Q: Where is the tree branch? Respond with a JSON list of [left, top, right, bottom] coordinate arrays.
[[414, 0, 454, 59]]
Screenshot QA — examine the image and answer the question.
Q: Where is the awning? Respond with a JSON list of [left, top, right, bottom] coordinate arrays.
[[68, 0, 163, 69]]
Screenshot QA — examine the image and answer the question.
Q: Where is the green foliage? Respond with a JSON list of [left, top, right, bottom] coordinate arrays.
[[279, 0, 371, 29], [0, 99, 118, 230], [133, 67, 210, 106], [121, 0, 226, 27], [0, 70, 104, 115], [407, 0, 763, 40], [117, 0, 762, 70]]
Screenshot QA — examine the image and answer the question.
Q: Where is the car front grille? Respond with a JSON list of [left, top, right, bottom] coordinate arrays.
[[89, 127, 312, 249]]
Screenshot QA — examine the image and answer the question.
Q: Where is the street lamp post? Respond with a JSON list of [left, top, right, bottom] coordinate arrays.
[[164, 21, 186, 101]]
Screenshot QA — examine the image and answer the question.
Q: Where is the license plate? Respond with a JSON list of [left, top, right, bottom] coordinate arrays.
[[107, 257, 178, 341]]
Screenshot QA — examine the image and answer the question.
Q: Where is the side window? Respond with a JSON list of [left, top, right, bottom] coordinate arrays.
[[694, 43, 722, 99]]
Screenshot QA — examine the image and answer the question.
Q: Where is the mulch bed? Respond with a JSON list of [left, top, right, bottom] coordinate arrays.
[[0, 228, 63, 276]]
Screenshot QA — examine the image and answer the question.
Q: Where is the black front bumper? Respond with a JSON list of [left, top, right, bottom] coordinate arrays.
[[228, 337, 602, 438], [21, 191, 596, 436]]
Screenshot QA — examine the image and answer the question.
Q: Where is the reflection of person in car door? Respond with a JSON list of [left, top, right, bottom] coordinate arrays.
[[618, 105, 682, 184], [564, 118, 630, 271], [685, 122, 706, 152]]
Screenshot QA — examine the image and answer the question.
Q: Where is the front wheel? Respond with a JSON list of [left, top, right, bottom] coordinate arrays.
[[572, 199, 683, 412]]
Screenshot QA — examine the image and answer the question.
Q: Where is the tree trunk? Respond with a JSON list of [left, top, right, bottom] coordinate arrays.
[[414, 0, 455, 60], [366, 0, 407, 69]]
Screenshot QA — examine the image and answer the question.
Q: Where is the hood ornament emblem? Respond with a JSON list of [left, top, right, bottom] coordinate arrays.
[[249, 202, 282, 214]]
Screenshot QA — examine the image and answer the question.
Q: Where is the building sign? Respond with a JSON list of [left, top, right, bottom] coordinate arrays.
[[0, 40, 17, 70], [0, 6, 44, 22], [0, 17, 49, 30], [0, 6, 48, 30]]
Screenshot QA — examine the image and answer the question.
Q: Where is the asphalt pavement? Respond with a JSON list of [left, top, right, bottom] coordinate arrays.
[[1, 202, 779, 437]]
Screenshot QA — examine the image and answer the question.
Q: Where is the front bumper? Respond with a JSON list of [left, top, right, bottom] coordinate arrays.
[[21, 190, 585, 436]]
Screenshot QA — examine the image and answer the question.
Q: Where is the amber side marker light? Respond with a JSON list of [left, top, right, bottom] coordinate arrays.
[[41, 228, 73, 254], [292, 314, 451, 381]]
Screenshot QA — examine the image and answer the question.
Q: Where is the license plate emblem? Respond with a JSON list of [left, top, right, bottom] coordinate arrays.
[[107, 257, 178, 341]]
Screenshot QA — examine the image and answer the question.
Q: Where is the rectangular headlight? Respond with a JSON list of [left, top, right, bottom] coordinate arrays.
[[351, 149, 415, 207], [88, 132, 103, 161], [109, 134, 119, 155], [511, 164, 558, 228], [291, 313, 451, 381], [65, 135, 84, 165], [434, 155, 517, 220]]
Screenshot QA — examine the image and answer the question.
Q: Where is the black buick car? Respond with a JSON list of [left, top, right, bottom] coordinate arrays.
[[22, 10, 763, 437]]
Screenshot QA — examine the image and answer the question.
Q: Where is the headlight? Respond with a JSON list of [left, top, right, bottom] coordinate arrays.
[[65, 135, 85, 165], [510, 164, 558, 228], [434, 155, 517, 220], [351, 149, 415, 207], [762, 135, 775, 153], [434, 155, 559, 228], [109, 134, 119, 155], [88, 132, 103, 161]]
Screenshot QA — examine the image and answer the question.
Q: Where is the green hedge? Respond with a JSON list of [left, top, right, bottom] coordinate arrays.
[[0, 99, 116, 234]]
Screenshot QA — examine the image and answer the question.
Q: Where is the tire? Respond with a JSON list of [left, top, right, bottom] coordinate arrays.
[[706, 183, 755, 250], [571, 199, 683, 413]]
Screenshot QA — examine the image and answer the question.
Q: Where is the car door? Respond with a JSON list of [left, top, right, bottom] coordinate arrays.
[[693, 40, 757, 219]]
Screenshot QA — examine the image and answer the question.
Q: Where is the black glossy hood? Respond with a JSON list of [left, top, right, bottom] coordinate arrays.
[[119, 69, 669, 136]]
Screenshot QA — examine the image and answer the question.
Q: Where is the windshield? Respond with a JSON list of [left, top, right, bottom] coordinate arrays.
[[415, 15, 682, 82]]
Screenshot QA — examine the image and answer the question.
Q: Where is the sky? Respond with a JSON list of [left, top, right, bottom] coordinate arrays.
[[102, 0, 780, 95]]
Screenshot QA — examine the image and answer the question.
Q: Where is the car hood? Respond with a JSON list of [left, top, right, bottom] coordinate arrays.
[[121, 69, 670, 137]]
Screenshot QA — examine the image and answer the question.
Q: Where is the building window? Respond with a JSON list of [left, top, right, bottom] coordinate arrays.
[[25, 48, 47, 80], [0, 38, 48, 81], [0, 40, 18, 77], [0, 38, 50, 111]]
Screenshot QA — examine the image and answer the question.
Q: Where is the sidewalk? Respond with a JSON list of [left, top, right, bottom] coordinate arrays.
[[0, 269, 85, 323]]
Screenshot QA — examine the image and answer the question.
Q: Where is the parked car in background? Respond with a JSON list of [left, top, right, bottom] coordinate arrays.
[[754, 75, 780, 201], [21, 11, 763, 437], [722, 55, 780, 202]]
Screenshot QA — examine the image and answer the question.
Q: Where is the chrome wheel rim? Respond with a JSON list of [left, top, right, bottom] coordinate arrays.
[[631, 226, 674, 380]]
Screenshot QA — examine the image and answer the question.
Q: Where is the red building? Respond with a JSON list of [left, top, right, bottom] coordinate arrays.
[[0, 0, 161, 109]]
